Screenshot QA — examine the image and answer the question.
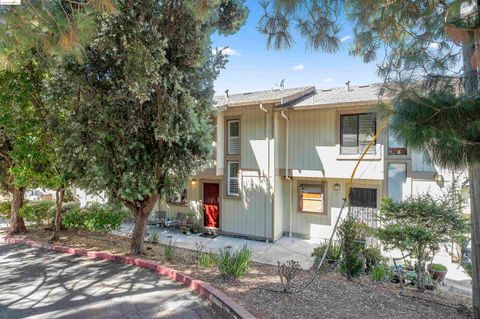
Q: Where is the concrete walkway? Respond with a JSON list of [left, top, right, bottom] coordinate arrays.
[[0, 243, 229, 319], [113, 224, 319, 269]]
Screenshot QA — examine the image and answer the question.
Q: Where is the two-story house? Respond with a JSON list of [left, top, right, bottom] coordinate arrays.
[[154, 84, 460, 242]]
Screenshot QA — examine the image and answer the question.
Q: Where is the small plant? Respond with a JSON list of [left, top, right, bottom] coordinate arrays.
[[0, 201, 11, 220], [149, 231, 160, 245], [370, 264, 394, 282], [194, 241, 217, 269], [430, 263, 447, 271], [190, 223, 202, 234], [461, 261, 472, 277], [311, 241, 342, 262], [164, 239, 176, 262], [277, 260, 301, 293], [363, 246, 386, 272], [180, 226, 191, 234], [218, 245, 251, 278], [337, 215, 365, 279]]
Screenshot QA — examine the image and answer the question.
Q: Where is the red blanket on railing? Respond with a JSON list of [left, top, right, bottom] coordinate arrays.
[[204, 204, 219, 228]]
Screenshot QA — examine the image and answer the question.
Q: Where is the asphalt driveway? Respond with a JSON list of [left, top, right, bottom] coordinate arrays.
[[0, 243, 230, 319]]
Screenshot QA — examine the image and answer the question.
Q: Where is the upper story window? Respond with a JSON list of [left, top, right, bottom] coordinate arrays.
[[227, 120, 240, 155], [388, 124, 407, 156], [298, 184, 325, 214], [340, 113, 376, 155]]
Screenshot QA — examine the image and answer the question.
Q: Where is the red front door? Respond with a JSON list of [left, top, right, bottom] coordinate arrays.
[[203, 183, 219, 228]]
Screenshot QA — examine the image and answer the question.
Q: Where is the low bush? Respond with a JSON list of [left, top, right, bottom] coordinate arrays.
[[370, 264, 394, 282], [18, 201, 55, 226], [461, 261, 472, 277], [338, 215, 365, 279], [363, 246, 387, 272], [61, 203, 125, 232], [164, 239, 176, 262], [311, 241, 342, 262], [0, 201, 11, 220], [83, 203, 126, 232], [218, 245, 251, 278], [277, 260, 302, 292], [198, 251, 217, 269], [149, 231, 160, 245]]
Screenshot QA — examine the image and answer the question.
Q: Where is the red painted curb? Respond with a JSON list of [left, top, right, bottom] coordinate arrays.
[[2, 236, 255, 319]]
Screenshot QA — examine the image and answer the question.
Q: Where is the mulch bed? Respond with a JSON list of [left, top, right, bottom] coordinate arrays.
[[10, 228, 472, 319]]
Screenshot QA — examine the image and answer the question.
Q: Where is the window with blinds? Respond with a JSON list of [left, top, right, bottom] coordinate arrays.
[[340, 113, 376, 155], [227, 161, 240, 196], [227, 120, 240, 155], [299, 184, 325, 213]]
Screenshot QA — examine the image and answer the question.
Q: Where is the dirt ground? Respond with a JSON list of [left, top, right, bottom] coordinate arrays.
[[10, 228, 472, 319]]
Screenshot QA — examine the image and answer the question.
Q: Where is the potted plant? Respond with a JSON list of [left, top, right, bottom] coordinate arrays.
[[185, 212, 195, 226], [190, 223, 202, 234], [428, 263, 448, 283], [180, 226, 191, 235]]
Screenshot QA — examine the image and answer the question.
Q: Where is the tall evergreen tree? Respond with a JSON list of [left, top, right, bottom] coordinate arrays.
[[50, 0, 247, 255]]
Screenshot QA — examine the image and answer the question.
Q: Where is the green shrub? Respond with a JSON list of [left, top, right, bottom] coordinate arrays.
[[337, 215, 365, 279], [61, 203, 125, 232], [461, 261, 472, 277], [0, 201, 11, 219], [311, 241, 342, 262], [84, 203, 126, 232], [370, 264, 394, 282], [18, 201, 55, 226], [164, 239, 176, 262], [61, 204, 85, 229], [363, 246, 386, 272], [149, 231, 160, 244], [218, 245, 251, 278], [198, 251, 217, 269]]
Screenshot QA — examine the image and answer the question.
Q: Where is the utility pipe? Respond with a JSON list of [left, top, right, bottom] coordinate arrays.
[[281, 111, 293, 237], [259, 104, 270, 242]]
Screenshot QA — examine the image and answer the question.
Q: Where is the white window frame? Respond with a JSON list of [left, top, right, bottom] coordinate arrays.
[[227, 120, 240, 155], [227, 161, 240, 196]]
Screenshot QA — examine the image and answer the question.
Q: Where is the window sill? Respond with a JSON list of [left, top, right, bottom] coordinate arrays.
[[336, 154, 381, 161], [297, 211, 327, 216], [224, 194, 241, 200]]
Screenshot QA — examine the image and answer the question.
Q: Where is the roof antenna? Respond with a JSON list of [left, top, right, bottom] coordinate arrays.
[[275, 79, 285, 90], [224, 89, 229, 98], [345, 80, 351, 91]]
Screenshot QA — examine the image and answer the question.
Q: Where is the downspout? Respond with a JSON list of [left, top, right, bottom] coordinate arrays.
[[281, 110, 293, 237], [259, 103, 270, 242]]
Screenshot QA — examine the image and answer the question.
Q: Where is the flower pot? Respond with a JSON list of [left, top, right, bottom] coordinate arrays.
[[428, 264, 448, 283]]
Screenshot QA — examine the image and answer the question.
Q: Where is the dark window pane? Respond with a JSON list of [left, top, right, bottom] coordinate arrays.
[[349, 188, 377, 208]]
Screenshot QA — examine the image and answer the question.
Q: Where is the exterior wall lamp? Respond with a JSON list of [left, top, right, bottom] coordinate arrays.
[[191, 179, 197, 186], [334, 183, 341, 191]]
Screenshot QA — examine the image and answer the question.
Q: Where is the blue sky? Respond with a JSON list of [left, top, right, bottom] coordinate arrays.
[[211, 0, 381, 95]]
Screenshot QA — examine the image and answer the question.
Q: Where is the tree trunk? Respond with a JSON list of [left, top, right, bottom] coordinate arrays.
[[469, 164, 480, 318], [49, 187, 65, 242], [127, 194, 159, 255], [9, 187, 26, 234]]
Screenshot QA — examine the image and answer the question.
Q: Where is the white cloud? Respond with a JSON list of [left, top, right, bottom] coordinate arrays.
[[292, 64, 305, 71], [340, 35, 352, 43], [323, 77, 333, 83], [213, 47, 240, 57]]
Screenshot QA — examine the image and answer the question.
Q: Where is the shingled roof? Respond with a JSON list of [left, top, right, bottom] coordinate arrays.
[[277, 83, 390, 110], [214, 86, 315, 108]]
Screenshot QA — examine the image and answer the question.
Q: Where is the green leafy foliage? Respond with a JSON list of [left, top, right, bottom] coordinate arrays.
[[198, 251, 217, 269], [377, 194, 468, 290], [61, 203, 125, 232], [363, 246, 387, 273], [311, 241, 341, 261], [0, 201, 10, 219], [164, 240, 176, 262], [430, 264, 447, 272], [370, 264, 394, 282], [18, 201, 55, 226], [218, 245, 251, 278], [337, 215, 365, 279]]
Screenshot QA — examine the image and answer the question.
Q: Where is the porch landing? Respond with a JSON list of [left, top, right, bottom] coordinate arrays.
[[113, 225, 319, 270]]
